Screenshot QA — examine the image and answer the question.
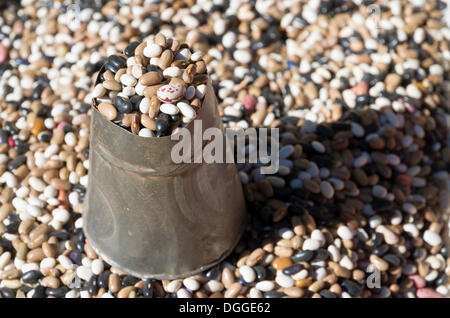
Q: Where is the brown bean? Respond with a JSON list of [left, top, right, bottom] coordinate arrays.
[[18, 219, 34, 234], [245, 248, 265, 266], [0, 268, 20, 280], [29, 224, 51, 241], [98, 102, 118, 121], [130, 113, 139, 135], [182, 64, 196, 84], [103, 70, 114, 81], [120, 113, 133, 127], [50, 178, 71, 191], [283, 287, 304, 298], [102, 80, 122, 91], [109, 273, 121, 293], [0, 203, 12, 221], [114, 68, 127, 82], [221, 267, 235, 289], [42, 242, 56, 258], [370, 254, 389, 271], [27, 247, 45, 262], [158, 49, 174, 70], [224, 282, 242, 298], [170, 39, 181, 52], [148, 97, 160, 118], [84, 241, 97, 259], [139, 71, 163, 86], [118, 286, 135, 298], [134, 42, 147, 56], [140, 114, 156, 131], [195, 60, 206, 73], [144, 84, 164, 99], [41, 276, 60, 288], [60, 270, 76, 286], [308, 281, 325, 293], [154, 33, 167, 48]]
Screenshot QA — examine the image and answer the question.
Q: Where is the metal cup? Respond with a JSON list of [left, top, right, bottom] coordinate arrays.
[[83, 68, 246, 279]]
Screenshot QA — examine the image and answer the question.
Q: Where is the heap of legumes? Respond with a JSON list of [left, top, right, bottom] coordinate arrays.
[[93, 34, 207, 137]]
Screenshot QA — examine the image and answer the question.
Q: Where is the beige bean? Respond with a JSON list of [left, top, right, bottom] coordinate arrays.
[[98, 102, 118, 121]]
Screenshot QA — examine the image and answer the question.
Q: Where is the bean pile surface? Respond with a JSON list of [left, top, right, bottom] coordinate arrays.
[[94, 34, 208, 137], [0, 0, 449, 298]]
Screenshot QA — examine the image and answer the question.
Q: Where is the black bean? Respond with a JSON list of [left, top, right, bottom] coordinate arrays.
[[293, 15, 308, 28], [69, 250, 82, 265], [412, 248, 426, 261], [7, 154, 26, 170], [113, 96, 133, 113], [356, 94, 370, 107], [107, 55, 126, 70], [85, 62, 98, 75], [5, 222, 19, 233], [156, 116, 169, 136], [130, 95, 143, 109], [292, 250, 314, 262], [319, 290, 337, 298], [80, 102, 91, 113], [35, 105, 51, 118], [238, 277, 251, 287], [72, 184, 86, 194], [221, 115, 238, 123], [371, 199, 393, 212], [121, 275, 140, 287], [383, 254, 401, 266], [170, 114, 180, 123], [143, 279, 154, 298], [14, 141, 29, 154], [373, 244, 389, 256], [124, 41, 140, 57], [264, 291, 283, 298], [0, 63, 12, 76], [32, 84, 45, 100], [341, 279, 362, 297], [282, 263, 303, 275], [98, 270, 111, 289], [75, 240, 84, 251], [20, 285, 32, 294], [313, 248, 329, 261], [436, 275, 448, 286], [45, 286, 69, 298], [0, 129, 8, 144], [316, 125, 334, 138], [0, 238, 13, 251], [83, 148, 90, 160], [48, 231, 71, 241], [37, 131, 52, 143], [63, 124, 73, 133], [440, 245, 449, 258], [5, 121, 19, 135], [88, 275, 99, 295], [253, 265, 267, 281], [31, 286, 46, 298], [205, 266, 221, 280], [146, 64, 159, 72], [0, 287, 15, 298]]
